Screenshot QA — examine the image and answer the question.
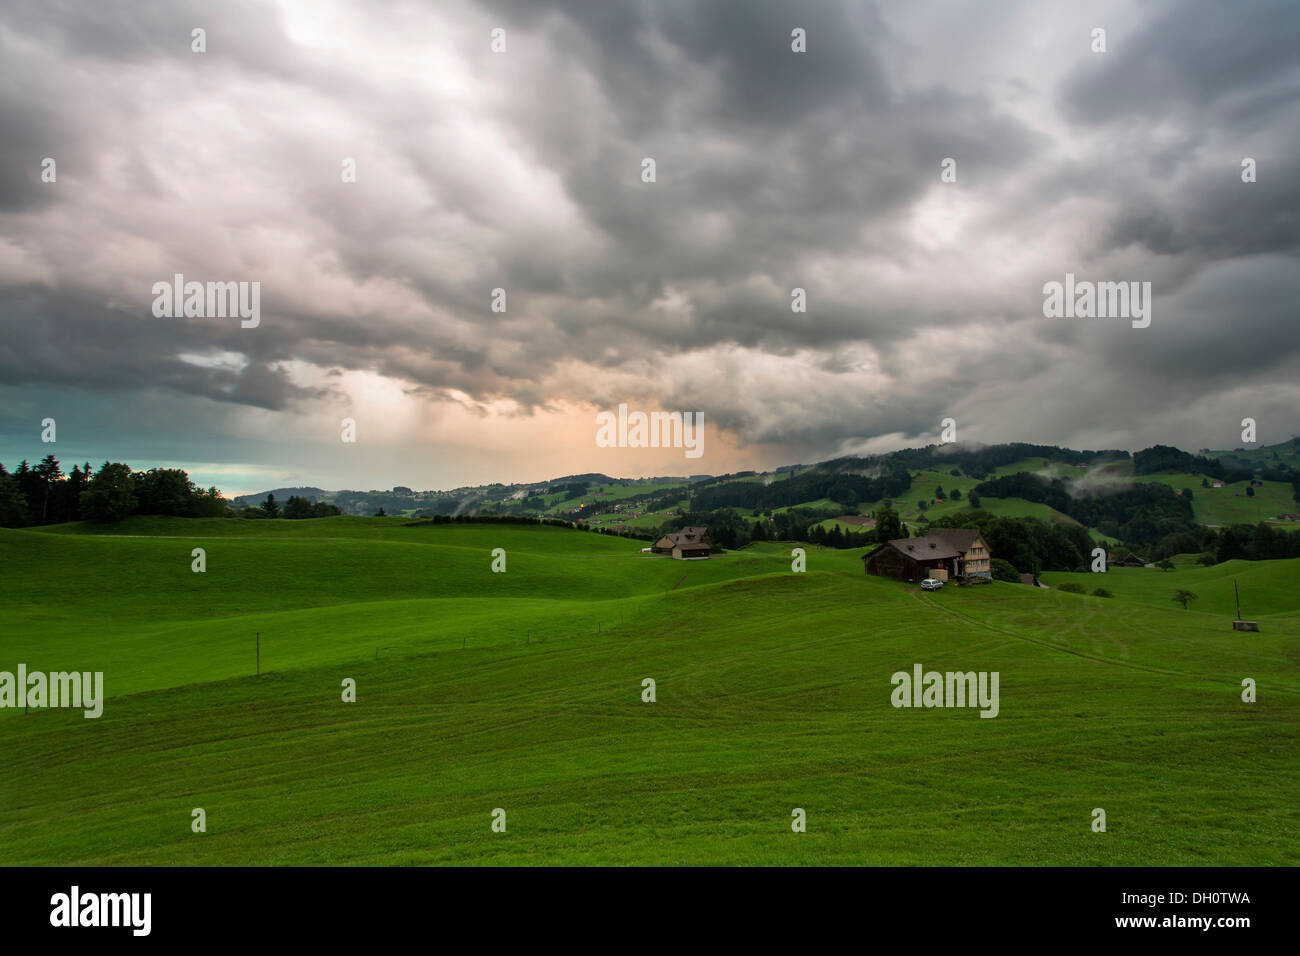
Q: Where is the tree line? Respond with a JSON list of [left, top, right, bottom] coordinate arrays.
[[1211, 522, 1300, 562], [685, 464, 913, 512], [240, 494, 341, 520], [0, 457, 347, 527], [828, 442, 1127, 481], [0, 455, 226, 526], [660, 506, 895, 551], [408, 513, 656, 541], [1132, 444, 1257, 483]]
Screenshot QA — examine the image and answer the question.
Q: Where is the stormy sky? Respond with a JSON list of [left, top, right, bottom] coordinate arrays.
[[1, 0, 1297, 494]]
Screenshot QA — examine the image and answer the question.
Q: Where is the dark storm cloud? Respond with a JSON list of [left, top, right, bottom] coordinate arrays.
[[0, 0, 1297, 478], [1099, 255, 1300, 382], [475, 0, 1041, 304], [1102, 156, 1300, 259], [0, 288, 325, 410], [1058, 0, 1300, 263], [0, 89, 66, 214], [1062, 0, 1300, 125]]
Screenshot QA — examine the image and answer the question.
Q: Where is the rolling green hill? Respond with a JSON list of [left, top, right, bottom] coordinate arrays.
[[812, 462, 1125, 543], [1040, 558, 1300, 617], [1, 519, 1296, 865], [1210, 437, 1300, 471], [1, 521, 799, 700], [1139, 474, 1299, 527]]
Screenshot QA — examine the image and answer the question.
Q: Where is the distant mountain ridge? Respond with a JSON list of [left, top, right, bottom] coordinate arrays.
[[230, 437, 1300, 520]]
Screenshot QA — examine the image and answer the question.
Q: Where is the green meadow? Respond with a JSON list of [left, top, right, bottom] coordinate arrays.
[[1040, 559, 1300, 618], [1, 519, 1297, 865], [1141, 473, 1299, 527]]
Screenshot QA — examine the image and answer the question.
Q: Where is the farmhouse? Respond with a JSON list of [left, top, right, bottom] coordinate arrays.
[[862, 528, 992, 583], [651, 526, 712, 559]]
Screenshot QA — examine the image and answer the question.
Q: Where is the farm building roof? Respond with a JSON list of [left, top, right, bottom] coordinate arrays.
[[862, 528, 984, 562]]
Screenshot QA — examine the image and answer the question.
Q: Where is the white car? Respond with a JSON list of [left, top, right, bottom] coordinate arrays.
[[920, 578, 944, 591]]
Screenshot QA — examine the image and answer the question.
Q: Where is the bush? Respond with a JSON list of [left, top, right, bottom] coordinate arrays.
[[1057, 582, 1086, 594], [991, 558, 1020, 583], [1091, 587, 1114, 598]]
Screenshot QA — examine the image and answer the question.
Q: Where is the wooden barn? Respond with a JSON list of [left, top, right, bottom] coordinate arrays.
[[862, 528, 992, 583], [651, 526, 712, 559]]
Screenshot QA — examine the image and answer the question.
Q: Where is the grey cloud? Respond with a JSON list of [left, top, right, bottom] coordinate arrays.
[[1062, 0, 1300, 126], [0, 0, 1296, 483]]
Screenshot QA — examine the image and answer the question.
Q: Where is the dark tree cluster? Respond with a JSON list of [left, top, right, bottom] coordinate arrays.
[[802, 523, 875, 549], [0, 456, 227, 526], [232, 494, 342, 519], [971, 473, 1195, 547], [1209, 522, 1300, 563], [686, 464, 912, 512], [1132, 445, 1253, 484], [926, 510, 1096, 575], [830, 443, 1128, 482], [661, 503, 901, 551]]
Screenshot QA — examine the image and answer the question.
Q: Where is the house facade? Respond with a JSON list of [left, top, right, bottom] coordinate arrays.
[[862, 528, 992, 583]]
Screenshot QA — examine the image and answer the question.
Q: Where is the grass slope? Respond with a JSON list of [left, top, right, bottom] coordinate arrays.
[[1, 523, 801, 701], [0, 519, 1296, 865], [1140, 474, 1299, 527], [1040, 559, 1300, 618]]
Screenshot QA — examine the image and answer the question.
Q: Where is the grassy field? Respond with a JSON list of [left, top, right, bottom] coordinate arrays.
[[1, 521, 793, 699], [1040, 559, 1300, 618], [1, 518, 1297, 865], [1209, 438, 1300, 470], [837, 464, 1110, 540], [1140, 473, 1299, 527]]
